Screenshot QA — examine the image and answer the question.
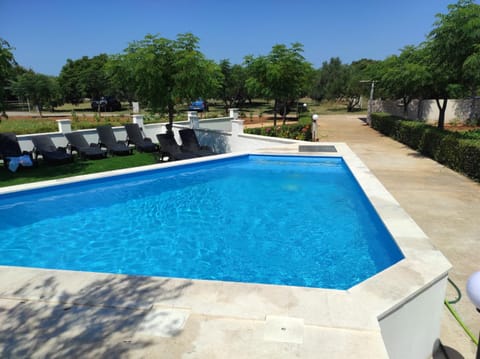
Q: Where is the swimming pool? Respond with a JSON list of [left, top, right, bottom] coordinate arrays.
[[0, 154, 403, 289]]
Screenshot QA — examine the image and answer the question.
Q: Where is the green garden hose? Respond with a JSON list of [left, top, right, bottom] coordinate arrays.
[[445, 278, 479, 345]]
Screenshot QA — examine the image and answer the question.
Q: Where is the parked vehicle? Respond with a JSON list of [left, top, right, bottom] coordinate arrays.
[[91, 96, 122, 112], [188, 99, 208, 112]]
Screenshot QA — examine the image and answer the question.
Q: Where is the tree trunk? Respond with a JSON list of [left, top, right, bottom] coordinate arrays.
[[347, 97, 359, 112], [435, 98, 448, 130], [402, 96, 411, 119], [470, 89, 478, 122], [273, 99, 278, 129], [416, 99, 423, 120], [282, 101, 287, 126], [167, 103, 175, 135]]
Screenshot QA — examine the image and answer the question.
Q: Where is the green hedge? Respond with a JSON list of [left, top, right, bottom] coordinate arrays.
[[371, 113, 480, 181], [245, 123, 312, 141]]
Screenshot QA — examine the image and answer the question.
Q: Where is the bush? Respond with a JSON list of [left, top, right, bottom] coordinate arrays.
[[418, 127, 444, 158], [371, 113, 399, 136], [394, 120, 426, 149], [458, 139, 480, 179], [245, 123, 312, 141], [371, 113, 480, 181]]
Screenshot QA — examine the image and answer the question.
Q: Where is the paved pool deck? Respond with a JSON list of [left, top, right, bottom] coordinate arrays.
[[317, 115, 479, 359], [0, 114, 477, 358]]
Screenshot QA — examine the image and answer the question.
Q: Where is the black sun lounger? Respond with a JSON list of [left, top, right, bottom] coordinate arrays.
[[156, 133, 200, 161], [125, 123, 158, 153], [65, 132, 107, 160], [31, 135, 73, 165], [0, 132, 34, 172], [96, 125, 133, 156], [179, 129, 215, 156]]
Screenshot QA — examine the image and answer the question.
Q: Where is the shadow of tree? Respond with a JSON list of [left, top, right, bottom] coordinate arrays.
[[0, 274, 192, 358]]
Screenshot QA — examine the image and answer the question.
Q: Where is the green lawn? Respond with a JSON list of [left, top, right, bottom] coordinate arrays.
[[0, 152, 159, 187]]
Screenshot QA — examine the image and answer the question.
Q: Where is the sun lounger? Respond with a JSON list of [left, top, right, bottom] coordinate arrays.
[[31, 135, 73, 165], [65, 132, 107, 160], [179, 129, 215, 156], [125, 123, 158, 153], [156, 133, 200, 161], [96, 125, 133, 156], [0, 132, 34, 172]]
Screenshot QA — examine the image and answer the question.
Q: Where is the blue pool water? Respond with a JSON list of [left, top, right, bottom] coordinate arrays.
[[0, 155, 403, 289]]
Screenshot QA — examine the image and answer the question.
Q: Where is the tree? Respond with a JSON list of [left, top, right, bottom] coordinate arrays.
[[379, 46, 430, 117], [58, 54, 111, 104], [114, 33, 220, 131], [217, 60, 248, 113], [105, 54, 137, 104], [11, 71, 61, 117], [245, 43, 313, 126], [344, 59, 380, 112], [0, 38, 17, 118], [425, 0, 480, 129], [311, 57, 349, 101]]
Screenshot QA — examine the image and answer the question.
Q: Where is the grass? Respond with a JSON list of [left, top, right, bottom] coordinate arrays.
[[0, 152, 159, 188]]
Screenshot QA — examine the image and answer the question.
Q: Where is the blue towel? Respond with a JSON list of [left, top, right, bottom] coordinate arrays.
[[6, 154, 33, 172]]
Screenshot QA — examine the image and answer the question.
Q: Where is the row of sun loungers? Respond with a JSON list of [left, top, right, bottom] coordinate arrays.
[[0, 125, 216, 172]]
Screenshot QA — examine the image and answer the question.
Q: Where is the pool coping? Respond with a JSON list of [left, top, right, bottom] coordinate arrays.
[[0, 142, 451, 357]]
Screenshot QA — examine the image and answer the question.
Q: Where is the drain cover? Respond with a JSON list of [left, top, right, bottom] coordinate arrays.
[[299, 145, 337, 153]]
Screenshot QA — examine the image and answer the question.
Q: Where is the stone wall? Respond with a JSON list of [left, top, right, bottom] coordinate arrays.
[[372, 98, 480, 124]]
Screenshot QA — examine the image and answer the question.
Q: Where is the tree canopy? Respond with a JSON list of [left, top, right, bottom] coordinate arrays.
[[311, 57, 349, 102], [217, 59, 248, 112], [245, 43, 313, 125], [58, 54, 111, 104], [111, 33, 220, 129], [0, 38, 17, 117], [379, 46, 430, 117], [11, 71, 61, 116]]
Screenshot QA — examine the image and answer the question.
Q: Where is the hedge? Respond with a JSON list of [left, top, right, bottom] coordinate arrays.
[[245, 123, 312, 141], [371, 113, 480, 181]]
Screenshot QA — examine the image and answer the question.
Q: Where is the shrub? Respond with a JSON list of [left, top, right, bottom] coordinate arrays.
[[245, 123, 312, 141], [371, 113, 399, 136], [458, 139, 480, 179], [371, 113, 480, 181], [394, 120, 426, 149], [418, 127, 444, 158]]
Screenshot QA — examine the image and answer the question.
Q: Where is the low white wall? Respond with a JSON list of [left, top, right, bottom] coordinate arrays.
[[373, 98, 480, 124], [15, 118, 233, 155], [379, 275, 448, 359], [197, 117, 232, 132]]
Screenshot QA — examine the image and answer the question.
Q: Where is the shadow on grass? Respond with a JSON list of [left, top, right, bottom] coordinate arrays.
[[0, 274, 192, 358]]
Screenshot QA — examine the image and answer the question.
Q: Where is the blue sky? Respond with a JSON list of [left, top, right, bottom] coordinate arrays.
[[1, 0, 459, 76]]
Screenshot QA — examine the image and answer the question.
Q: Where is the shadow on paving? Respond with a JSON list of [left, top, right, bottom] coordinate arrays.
[[433, 344, 466, 359], [0, 274, 192, 358]]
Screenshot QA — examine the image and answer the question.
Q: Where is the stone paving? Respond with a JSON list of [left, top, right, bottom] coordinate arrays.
[[317, 115, 479, 359]]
